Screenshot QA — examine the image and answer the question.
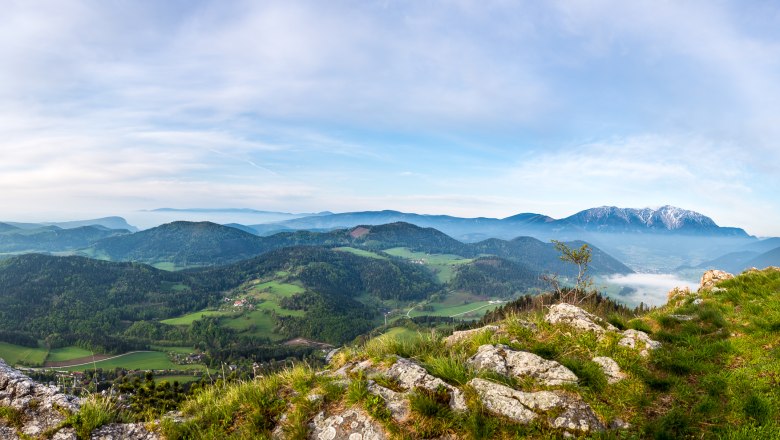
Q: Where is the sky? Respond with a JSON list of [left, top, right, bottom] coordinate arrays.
[[2, 0, 780, 235]]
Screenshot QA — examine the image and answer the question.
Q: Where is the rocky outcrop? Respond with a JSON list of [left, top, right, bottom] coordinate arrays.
[[443, 325, 499, 346], [385, 358, 467, 411], [700, 270, 734, 290], [592, 357, 626, 384], [309, 408, 387, 440], [469, 378, 604, 433], [367, 381, 409, 422], [468, 345, 578, 386], [545, 303, 617, 335], [619, 330, 661, 357], [0, 359, 159, 440]]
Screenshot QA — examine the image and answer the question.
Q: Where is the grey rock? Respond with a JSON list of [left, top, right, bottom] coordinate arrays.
[[90, 423, 159, 440], [0, 359, 160, 440], [469, 378, 604, 433], [610, 418, 631, 429], [591, 357, 626, 384], [367, 381, 409, 422], [385, 358, 467, 411], [309, 408, 387, 440], [443, 325, 499, 346], [668, 314, 695, 321], [545, 303, 617, 335], [468, 345, 578, 386], [700, 270, 734, 290], [618, 330, 661, 356]]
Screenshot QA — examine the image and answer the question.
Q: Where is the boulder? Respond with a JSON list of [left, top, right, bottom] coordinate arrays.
[[618, 330, 661, 357], [443, 325, 499, 346], [385, 358, 467, 411], [309, 408, 387, 440], [469, 378, 604, 433], [700, 270, 734, 290], [468, 345, 578, 386], [591, 357, 626, 384], [545, 303, 617, 335]]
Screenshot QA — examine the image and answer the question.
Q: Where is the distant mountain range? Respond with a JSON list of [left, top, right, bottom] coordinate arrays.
[[1, 216, 137, 232], [82, 221, 632, 276], [0, 222, 130, 253]]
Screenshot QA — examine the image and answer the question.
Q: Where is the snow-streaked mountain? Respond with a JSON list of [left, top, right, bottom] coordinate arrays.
[[558, 205, 748, 236]]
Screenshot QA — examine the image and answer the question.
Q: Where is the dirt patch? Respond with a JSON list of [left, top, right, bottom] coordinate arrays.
[[44, 354, 113, 368], [350, 227, 370, 238]]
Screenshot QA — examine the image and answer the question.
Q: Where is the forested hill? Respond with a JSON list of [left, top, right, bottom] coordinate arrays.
[[0, 254, 209, 341], [472, 236, 634, 276], [0, 224, 129, 253], [195, 246, 439, 302], [86, 221, 269, 266], [0, 248, 441, 349], [85, 220, 631, 276]]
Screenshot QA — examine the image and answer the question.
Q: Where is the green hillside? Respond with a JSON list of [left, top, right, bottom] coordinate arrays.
[[155, 268, 780, 439]]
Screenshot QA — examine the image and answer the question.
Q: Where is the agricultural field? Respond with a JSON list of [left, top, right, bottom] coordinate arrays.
[[383, 247, 473, 283], [161, 310, 232, 326], [63, 351, 206, 372], [243, 280, 305, 299], [334, 247, 387, 259], [0, 342, 49, 367], [155, 374, 203, 385], [406, 291, 504, 320], [219, 310, 287, 341], [382, 326, 419, 341], [46, 346, 94, 362], [150, 346, 195, 355]]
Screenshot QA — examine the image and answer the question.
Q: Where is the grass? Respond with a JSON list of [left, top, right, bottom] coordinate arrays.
[[150, 345, 196, 354], [0, 341, 49, 366], [384, 247, 472, 283], [52, 268, 780, 439], [334, 246, 388, 259], [66, 394, 127, 439], [63, 351, 206, 372], [161, 310, 231, 326], [219, 310, 288, 341], [408, 299, 502, 319], [46, 346, 94, 362]]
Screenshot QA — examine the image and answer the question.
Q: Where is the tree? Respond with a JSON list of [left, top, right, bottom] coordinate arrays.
[[551, 240, 593, 303]]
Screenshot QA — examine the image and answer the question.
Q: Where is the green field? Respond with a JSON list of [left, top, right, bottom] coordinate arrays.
[[46, 346, 94, 362], [246, 280, 305, 299], [406, 291, 504, 319], [384, 247, 473, 283], [220, 310, 287, 341], [63, 351, 206, 372], [151, 262, 178, 271], [0, 342, 49, 367], [161, 310, 231, 326], [334, 247, 387, 259]]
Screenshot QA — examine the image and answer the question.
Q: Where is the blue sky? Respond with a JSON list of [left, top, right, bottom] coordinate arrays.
[[2, 0, 779, 235]]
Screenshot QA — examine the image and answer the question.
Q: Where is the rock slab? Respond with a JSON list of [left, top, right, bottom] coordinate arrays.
[[468, 345, 578, 386], [309, 408, 387, 440], [545, 303, 617, 335], [469, 378, 604, 433]]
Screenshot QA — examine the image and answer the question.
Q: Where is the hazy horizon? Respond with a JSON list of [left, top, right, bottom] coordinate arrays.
[[2, 1, 780, 235]]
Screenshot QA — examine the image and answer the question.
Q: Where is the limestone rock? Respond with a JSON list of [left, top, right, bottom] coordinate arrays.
[[367, 381, 410, 422], [443, 325, 499, 346], [309, 408, 387, 440], [468, 345, 578, 386], [591, 357, 626, 384], [385, 358, 467, 411], [469, 378, 604, 433], [545, 303, 617, 335], [0, 359, 160, 440], [618, 330, 661, 356], [90, 423, 158, 440], [0, 359, 80, 438], [700, 270, 734, 290]]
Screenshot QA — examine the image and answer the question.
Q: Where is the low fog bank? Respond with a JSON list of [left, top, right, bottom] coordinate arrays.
[[601, 273, 700, 307]]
